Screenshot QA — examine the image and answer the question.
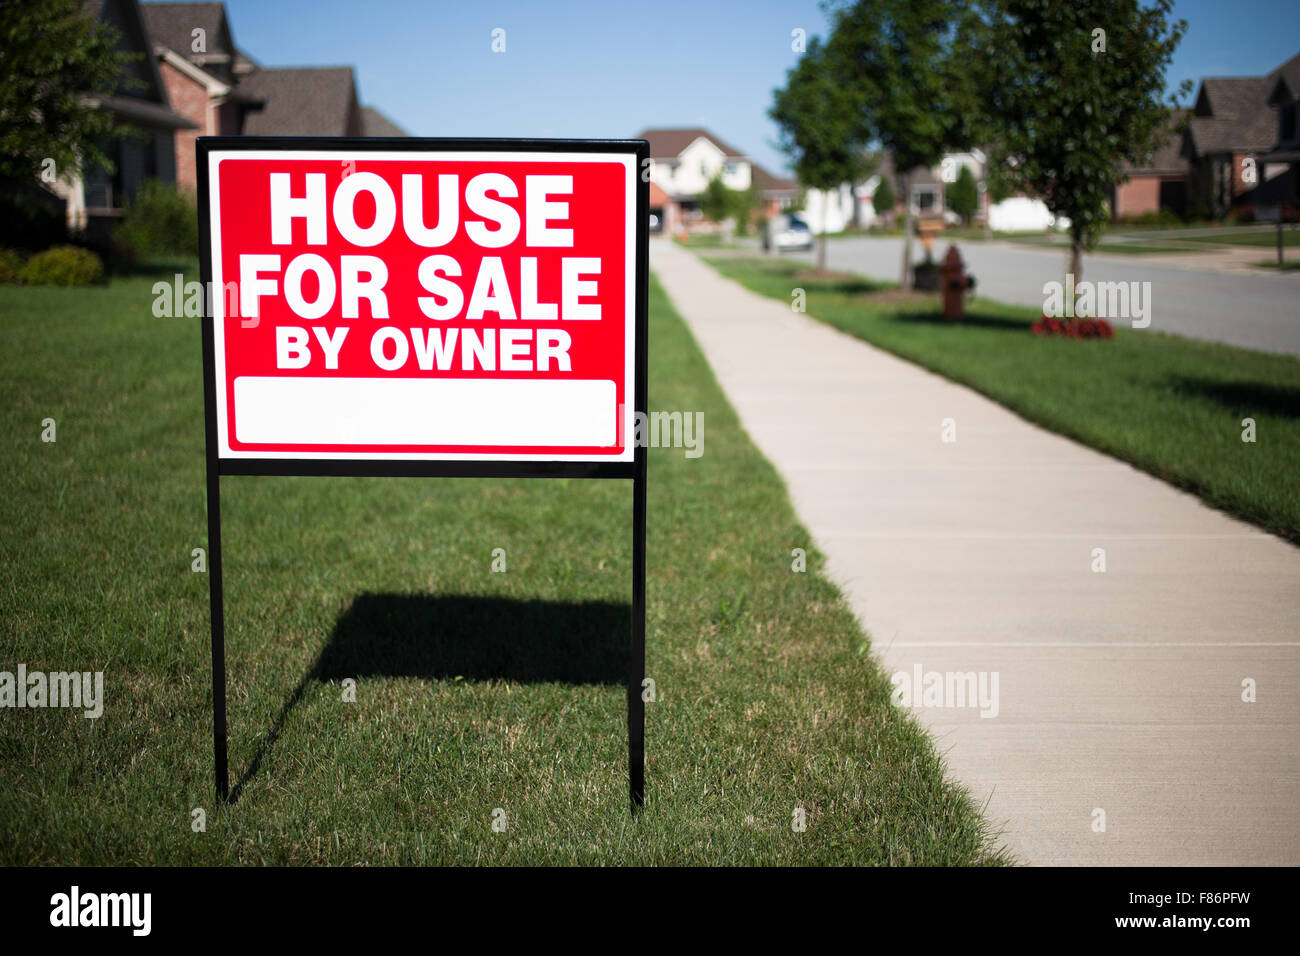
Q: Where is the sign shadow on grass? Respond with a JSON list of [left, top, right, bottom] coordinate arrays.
[[229, 593, 630, 802], [1167, 376, 1300, 419], [881, 309, 1034, 332]]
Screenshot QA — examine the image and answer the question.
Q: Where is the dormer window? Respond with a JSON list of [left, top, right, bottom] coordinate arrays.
[[1283, 102, 1297, 143]]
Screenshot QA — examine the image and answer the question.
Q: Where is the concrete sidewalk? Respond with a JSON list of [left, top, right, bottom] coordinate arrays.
[[651, 238, 1300, 865]]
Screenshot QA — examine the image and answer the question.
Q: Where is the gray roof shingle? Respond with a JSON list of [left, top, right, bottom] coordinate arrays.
[[142, 2, 231, 56], [238, 67, 358, 136], [360, 106, 407, 137]]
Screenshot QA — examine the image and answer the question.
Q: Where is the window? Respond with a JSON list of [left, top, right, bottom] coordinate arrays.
[[1283, 102, 1297, 143]]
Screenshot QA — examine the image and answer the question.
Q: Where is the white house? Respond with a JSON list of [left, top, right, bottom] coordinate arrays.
[[801, 148, 1064, 234], [636, 128, 797, 229]]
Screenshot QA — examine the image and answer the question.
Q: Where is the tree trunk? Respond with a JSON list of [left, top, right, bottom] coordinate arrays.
[[1069, 235, 1083, 287], [899, 172, 913, 289], [817, 231, 827, 273]]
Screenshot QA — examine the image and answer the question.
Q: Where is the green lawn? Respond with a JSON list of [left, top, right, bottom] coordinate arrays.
[[0, 267, 1004, 865], [703, 255, 1300, 545], [1175, 228, 1299, 248], [674, 233, 745, 249]]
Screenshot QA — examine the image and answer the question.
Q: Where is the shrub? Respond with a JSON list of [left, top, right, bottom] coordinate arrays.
[[0, 248, 23, 283], [113, 180, 199, 257], [19, 245, 104, 285]]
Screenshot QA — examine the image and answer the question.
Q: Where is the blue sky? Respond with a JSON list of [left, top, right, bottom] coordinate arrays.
[[203, 0, 1296, 175]]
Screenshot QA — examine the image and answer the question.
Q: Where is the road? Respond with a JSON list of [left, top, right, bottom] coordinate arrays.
[[653, 238, 1300, 865], [772, 235, 1300, 357]]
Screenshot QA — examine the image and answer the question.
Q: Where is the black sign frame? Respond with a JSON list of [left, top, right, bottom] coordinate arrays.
[[196, 136, 650, 811]]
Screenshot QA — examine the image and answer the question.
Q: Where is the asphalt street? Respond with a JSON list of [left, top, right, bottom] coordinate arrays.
[[775, 236, 1300, 356]]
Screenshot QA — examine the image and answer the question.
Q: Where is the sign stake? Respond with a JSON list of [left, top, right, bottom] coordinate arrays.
[[629, 454, 647, 810]]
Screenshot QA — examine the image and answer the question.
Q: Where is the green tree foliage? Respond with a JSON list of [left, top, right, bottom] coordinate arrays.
[[699, 173, 733, 225], [979, 0, 1188, 280], [946, 164, 979, 225], [770, 36, 873, 271], [0, 0, 134, 182], [826, 0, 986, 284], [872, 173, 896, 219], [114, 180, 199, 258]]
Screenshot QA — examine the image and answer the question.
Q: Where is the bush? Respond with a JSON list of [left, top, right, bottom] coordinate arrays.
[[19, 245, 104, 285], [113, 180, 199, 257], [0, 248, 23, 283], [946, 165, 979, 225], [872, 175, 896, 217]]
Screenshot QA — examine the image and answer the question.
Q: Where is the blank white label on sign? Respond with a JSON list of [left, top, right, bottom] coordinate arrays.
[[233, 377, 616, 447]]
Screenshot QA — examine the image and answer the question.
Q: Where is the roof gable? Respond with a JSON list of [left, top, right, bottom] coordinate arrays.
[[635, 127, 747, 160], [1187, 76, 1275, 155], [97, 0, 170, 103], [1267, 52, 1300, 105], [142, 2, 237, 81]]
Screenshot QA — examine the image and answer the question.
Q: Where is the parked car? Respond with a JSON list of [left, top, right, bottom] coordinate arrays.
[[766, 215, 814, 252]]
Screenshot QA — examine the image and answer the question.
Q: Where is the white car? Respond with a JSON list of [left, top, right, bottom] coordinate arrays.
[[768, 216, 814, 252]]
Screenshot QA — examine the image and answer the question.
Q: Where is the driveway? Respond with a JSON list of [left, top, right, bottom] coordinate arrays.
[[771, 235, 1300, 357]]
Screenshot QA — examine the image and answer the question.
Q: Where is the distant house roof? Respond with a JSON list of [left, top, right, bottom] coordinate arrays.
[[1124, 110, 1190, 174], [1187, 77, 1275, 155], [751, 164, 797, 196], [92, 0, 191, 126], [1184, 53, 1300, 158], [635, 128, 747, 159], [239, 67, 359, 136], [360, 106, 407, 137], [233, 46, 258, 75], [1267, 51, 1300, 105], [141, 1, 239, 81]]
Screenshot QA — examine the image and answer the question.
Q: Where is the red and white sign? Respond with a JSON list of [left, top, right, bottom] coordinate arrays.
[[205, 149, 637, 461]]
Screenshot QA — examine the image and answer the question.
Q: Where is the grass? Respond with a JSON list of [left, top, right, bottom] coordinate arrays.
[[702, 254, 1300, 545], [1252, 259, 1300, 270], [1175, 228, 1299, 248], [0, 265, 1004, 865], [673, 233, 745, 249]]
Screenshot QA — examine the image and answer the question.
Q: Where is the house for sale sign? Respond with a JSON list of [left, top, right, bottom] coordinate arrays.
[[198, 140, 644, 468]]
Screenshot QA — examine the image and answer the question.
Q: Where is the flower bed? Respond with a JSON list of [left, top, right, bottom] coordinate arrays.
[[1031, 316, 1114, 339]]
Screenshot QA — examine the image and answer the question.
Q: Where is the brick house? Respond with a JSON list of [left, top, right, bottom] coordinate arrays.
[[141, 2, 257, 191], [1251, 53, 1300, 216], [140, 0, 404, 191], [45, 0, 195, 240], [1111, 111, 1189, 220], [1183, 53, 1298, 219]]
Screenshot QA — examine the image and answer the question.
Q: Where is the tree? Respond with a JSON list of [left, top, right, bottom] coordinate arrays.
[[699, 174, 762, 235], [826, 0, 986, 286], [770, 36, 873, 272], [946, 164, 979, 225], [979, 0, 1188, 283], [0, 0, 134, 183], [872, 173, 896, 224], [730, 181, 763, 236], [699, 173, 733, 225]]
